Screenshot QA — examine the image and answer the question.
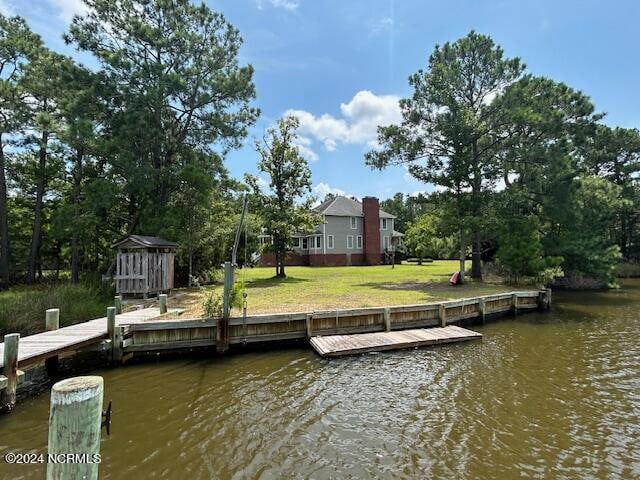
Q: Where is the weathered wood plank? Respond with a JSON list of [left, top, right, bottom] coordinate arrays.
[[310, 326, 482, 357]]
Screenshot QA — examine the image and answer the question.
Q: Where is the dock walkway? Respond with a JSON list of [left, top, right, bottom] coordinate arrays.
[[0, 307, 180, 369], [310, 325, 482, 357]]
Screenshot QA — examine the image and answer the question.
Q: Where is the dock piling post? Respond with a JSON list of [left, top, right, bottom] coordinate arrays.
[[439, 304, 446, 327], [106, 307, 117, 362], [384, 308, 391, 332], [113, 326, 124, 363], [0, 333, 19, 412], [511, 293, 518, 316], [216, 261, 233, 353], [114, 295, 123, 314], [306, 314, 313, 339], [45, 309, 60, 375], [478, 298, 486, 324], [47, 376, 103, 480], [159, 293, 167, 314]]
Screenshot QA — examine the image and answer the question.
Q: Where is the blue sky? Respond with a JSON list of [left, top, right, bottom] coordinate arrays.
[[7, 0, 640, 200]]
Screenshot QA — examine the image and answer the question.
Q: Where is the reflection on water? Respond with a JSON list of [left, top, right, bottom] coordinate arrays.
[[1, 281, 639, 479]]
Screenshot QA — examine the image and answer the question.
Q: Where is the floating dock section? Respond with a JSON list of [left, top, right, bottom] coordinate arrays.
[[310, 325, 482, 357]]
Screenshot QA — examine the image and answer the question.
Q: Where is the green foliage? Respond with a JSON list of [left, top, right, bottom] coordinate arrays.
[[201, 280, 246, 318], [405, 212, 457, 260], [246, 115, 319, 278], [495, 215, 562, 285], [0, 281, 114, 337]]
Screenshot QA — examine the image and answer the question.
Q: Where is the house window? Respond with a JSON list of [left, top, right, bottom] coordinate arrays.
[[315, 236, 321, 249], [347, 235, 354, 249], [302, 238, 308, 249], [356, 235, 362, 249], [350, 217, 357, 229], [383, 236, 390, 249], [327, 235, 334, 249], [381, 218, 388, 230], [292, 237, 300, 248]]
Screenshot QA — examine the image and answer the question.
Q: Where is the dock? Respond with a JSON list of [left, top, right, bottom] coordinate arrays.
[[0, 307, 182, 369], [310, 325, 482, 357], [1, 289, 550, 413]]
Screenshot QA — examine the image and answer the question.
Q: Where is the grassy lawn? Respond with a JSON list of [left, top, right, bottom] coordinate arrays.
[[173, 260, 512, 317]]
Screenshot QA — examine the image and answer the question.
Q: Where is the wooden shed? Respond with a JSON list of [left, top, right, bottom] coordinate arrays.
[[112, 235, 177, 298]]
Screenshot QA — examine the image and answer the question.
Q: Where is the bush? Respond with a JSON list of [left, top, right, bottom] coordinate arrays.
[[201, 281, 246, 318], [615, 262, 640, 278]]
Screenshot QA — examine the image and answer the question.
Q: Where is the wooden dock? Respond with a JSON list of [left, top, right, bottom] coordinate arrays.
[[309, 325, 482, 357], [0, 307, 182, 369]]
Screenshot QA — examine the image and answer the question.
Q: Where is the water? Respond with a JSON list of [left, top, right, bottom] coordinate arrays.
[[1, 281, 639, 479]]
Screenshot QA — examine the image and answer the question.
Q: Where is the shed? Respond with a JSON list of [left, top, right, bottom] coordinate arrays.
[[112, 235, 177, 298]]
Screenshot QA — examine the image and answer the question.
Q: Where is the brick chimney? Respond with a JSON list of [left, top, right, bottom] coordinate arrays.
[[362, 197, 381, 265]]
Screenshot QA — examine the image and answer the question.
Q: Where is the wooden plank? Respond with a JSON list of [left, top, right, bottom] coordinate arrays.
[[309, 326, 482, 357]]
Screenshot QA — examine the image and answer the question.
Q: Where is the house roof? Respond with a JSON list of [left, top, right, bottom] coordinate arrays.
[[112, 235, 178, 249], [313, 195, 395, 219]]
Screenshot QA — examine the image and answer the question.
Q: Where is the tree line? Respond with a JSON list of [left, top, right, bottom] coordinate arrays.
[[0, 0, 259, 287], [373, 32, 640, 287]]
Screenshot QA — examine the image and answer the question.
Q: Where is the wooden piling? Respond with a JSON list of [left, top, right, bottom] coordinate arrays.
[[106, 307, 116, 340], [114, 295, 123, 315], [0, 333, 19, 412], [511, 293, 518, 316], [384, 308, 391, 332], [45, 309, 60, 375], [439, 304, 446, 327], [478, 298, 486, 324], [113, 326, 124, 363], [306, 314, 313, 339], [217, 262, 233, 353], [47, 376, 103, 480], [159, 294, 167, 314]]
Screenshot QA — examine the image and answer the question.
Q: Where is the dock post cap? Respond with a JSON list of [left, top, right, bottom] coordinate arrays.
[[51, 376, 103, 405]]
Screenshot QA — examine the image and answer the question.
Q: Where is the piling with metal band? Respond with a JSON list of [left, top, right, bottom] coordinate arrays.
[[47, 376, 104, 480], [45, 309, 60, 375], [159, 294, 168, 314], [0, 333, 19, 412]]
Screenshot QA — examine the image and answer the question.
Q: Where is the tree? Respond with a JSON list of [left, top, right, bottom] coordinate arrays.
[[404, 211, 456, 262], [0, 15, 42, 284], [380, 192, 432, 233], [66, 0, 259, 234], [366, 31, 524, 280], [246, 116, 318, 278]]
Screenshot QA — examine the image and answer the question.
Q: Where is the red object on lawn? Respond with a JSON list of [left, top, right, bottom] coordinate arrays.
[[450, 271, 461, 285]]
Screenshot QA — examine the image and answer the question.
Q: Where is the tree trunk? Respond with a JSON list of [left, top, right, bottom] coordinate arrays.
[[0, 135, 10, 286], [71, 147, 83, 284], [27, 129, 49, 283], [459, 230, 466, 283], [188, 249, 193, 287], [471, 231, 483, 279]]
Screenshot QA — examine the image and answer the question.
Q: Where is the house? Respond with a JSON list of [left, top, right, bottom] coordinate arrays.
[[259, 195, 403, 266]]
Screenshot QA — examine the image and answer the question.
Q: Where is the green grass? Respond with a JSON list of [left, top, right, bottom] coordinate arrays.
[[175, 261, 512, 316], [0, 282, 115, 337]]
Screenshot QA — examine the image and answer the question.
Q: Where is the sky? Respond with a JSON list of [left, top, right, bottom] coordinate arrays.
[[5, 0, 640, 200]]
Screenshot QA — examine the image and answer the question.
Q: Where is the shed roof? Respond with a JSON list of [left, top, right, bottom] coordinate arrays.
[[112, 235, 178, 249], [313, 195, 395, 219]]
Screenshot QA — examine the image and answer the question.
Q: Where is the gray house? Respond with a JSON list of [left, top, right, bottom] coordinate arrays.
[[259, 195, 403, 266]]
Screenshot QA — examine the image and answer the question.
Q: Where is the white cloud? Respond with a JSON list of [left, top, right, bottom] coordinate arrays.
[[312, 182, 357, 205], [294, 135, 318, 162], [286, 90, 402, 153], [47, 0, 88, 21], [0, 0, 14, 16], [256, 0, 299, 11]]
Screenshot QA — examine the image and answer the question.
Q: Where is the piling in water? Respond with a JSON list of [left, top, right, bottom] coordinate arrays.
[[47, 376, 104, 480]]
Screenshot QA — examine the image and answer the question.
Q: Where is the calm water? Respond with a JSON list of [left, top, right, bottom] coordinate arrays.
[[1, 281, 639, 479]]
